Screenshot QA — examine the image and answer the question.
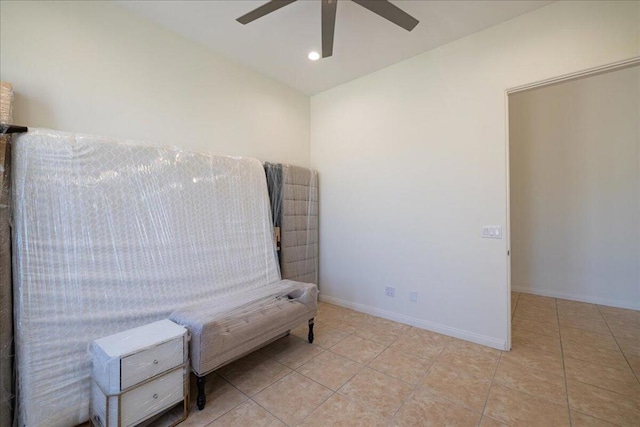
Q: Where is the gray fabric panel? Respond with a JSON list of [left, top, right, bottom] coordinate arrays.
[[280, 165, 319, 285]]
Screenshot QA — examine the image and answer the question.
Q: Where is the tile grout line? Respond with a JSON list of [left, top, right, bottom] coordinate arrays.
[[487, 380, 568, 409], [386, 333, 507, 424], [506, 295, 578, 416], [293, 331, 358, 426], [511, 291, 520, 322], [560, 303, 633, 425], [511, 318, 561, 337], [595, 304, 640, 386], [568, 377, 640, 398], [218, 323, 333, 426], [478, 348, 503, 426], [290, 324, 354, 426], [384, 313, 517, 423], [289, 358, 337, 425], [357, 320, 419, 423], [261, 345, 336, 424], [250, 396, 294, 426], [513, 295, 565, 360], [200, 374, 253, 426], [241, 373, 291, 426], [386, 341, 446, 423], [500, 294, 569, 409], [570, 408, 628, 427], [293, 311, 414, 425], [297, 313, 373, 424], [322, 314, 463, 423], [555, 296, 574, 427], [372, 330, 421, 423]]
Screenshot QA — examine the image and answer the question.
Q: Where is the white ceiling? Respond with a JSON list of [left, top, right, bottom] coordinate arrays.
[[116, 0, 554, 95]]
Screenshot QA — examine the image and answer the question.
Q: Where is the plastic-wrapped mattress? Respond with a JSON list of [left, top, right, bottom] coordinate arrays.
[[12, 129, 281, 426]]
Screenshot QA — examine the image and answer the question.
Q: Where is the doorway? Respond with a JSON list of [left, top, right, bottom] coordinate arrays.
[[506, 57, 640, 350]]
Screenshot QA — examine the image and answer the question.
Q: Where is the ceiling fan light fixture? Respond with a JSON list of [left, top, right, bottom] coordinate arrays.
[[237, 0, 419, 59]]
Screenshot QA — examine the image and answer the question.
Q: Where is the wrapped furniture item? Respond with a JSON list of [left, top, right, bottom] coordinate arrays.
[[264, 163, 319, 284], [171, 279, 316, 410], [0, 81, 14, 427], [90, 320, 189, 427], [12, 129, 318, 426]]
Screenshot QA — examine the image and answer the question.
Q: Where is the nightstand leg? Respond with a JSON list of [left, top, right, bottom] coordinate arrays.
[[196, 376, 206, 410], [308, 318, 314, 344]]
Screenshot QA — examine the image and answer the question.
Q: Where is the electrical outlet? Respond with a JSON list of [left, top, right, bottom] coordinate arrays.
[[385, 286, 395, 297], [410, 291, 418, 302]]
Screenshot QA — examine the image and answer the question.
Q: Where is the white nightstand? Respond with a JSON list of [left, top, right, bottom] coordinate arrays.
[[90, 320, 190, 427]]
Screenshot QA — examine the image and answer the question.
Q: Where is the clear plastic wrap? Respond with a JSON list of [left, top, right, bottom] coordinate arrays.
[[12, 129, 317, 426], [264, 163, 319, 285], [89, 320, 190, 427]]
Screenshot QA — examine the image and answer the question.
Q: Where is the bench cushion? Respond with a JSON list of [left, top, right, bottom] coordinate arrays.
[[171, 280, 317, 375]]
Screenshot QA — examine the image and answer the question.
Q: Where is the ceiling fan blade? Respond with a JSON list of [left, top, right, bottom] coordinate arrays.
[[237, 0, 297, 25], [322, 0, 338, 58], [351, 0, 419, 31]]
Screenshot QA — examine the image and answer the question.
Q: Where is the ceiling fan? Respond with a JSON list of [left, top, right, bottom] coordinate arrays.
[[237, 0, 419, 59]]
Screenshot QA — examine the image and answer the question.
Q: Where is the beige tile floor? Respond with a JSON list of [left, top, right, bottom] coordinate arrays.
[[177, 294, 640, 426]]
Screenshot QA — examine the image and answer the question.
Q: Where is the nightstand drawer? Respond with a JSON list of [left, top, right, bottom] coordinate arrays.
[[121, 338, 183, 390], [121, 368, 184, 427]]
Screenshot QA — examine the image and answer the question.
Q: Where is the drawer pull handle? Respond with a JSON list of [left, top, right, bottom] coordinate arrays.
[[153, 359, 159, 365], [153, 393, 158, 399]]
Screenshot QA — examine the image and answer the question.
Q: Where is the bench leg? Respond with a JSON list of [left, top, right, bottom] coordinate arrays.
[[308, 318, 314, 344], [196, 375, 206, 410]]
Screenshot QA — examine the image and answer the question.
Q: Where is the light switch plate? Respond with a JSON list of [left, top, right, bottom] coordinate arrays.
[[482, 225, 502, 239]]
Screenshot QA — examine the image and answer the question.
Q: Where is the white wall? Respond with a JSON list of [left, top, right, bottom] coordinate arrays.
[[509, 66, 640, 309], [0, 1, 310, 166], [311, 1, 640, 349]]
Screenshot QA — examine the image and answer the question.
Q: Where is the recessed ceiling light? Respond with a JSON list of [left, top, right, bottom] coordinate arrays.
[[308, 51, 320, 61]]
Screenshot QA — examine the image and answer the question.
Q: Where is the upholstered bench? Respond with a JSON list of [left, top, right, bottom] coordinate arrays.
[[171, 280, 316, 410]]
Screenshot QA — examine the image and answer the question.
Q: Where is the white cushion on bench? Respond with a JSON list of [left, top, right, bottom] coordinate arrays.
[[171, 280, 317, 375]]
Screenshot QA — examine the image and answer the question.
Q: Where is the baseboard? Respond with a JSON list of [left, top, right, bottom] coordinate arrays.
[[512, 287, 640, 311], [318, 294, 508, 351]]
